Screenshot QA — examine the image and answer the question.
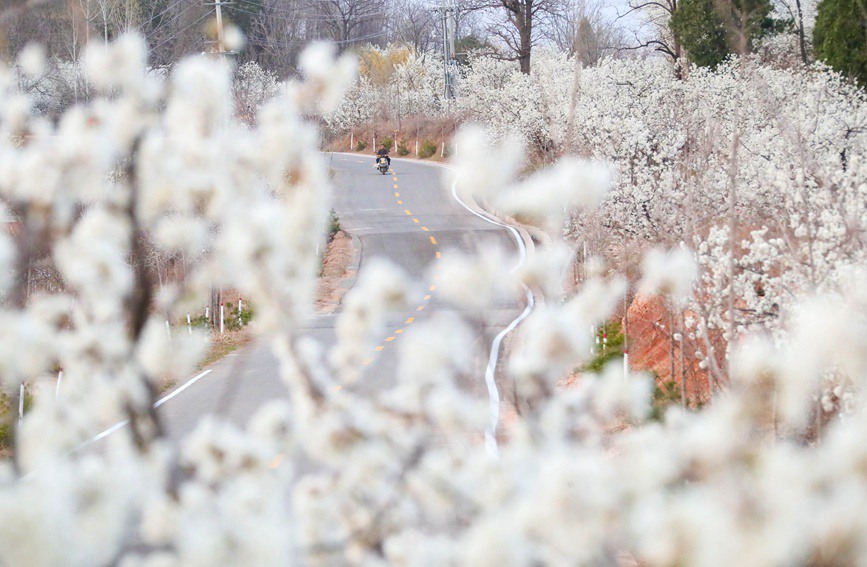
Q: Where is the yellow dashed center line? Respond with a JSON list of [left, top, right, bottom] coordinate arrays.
[[361, 169, 441, 364], [429, 285, 436, 291]]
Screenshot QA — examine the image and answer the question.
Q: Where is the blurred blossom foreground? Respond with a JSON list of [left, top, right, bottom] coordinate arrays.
[[0, 34, 866, 567]]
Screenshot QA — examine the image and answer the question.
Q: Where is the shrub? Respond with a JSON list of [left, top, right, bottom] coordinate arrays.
[[328, 208, 341, 242], [0, 389, 33, 450], [419, 139, 437, 159], [0, 419, 10, 452], [355, 139, 367, 152], [381, 137, 393, 151], [650, 378, 682, 421], [397, 141, 410, 156], [223, 301, 254, 331], [189, 313, 210, 329]]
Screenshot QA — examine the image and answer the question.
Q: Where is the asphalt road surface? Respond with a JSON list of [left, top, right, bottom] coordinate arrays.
[[156, 154, 527, 445]]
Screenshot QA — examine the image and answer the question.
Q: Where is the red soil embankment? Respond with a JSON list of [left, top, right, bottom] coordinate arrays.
[[626, 293, 712, 404]]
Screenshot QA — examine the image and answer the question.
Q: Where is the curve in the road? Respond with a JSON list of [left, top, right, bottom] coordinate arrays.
[[83, 154, 533, 450], [438, 161, 536, 456]]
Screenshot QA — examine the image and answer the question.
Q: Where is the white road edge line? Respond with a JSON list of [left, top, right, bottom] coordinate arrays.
[[153, 369, 213, 408], [449, 178, 535, 458], [80, 369, 213, 448], [329, 152, 537, 456]]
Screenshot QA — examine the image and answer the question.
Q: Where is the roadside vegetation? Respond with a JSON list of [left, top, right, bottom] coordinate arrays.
[[0, 0, 865, 563]]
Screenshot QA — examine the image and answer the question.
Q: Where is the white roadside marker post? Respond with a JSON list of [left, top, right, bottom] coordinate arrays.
[[350, 131, 354, 151], [591, 325, 597, 355], [238, 297, 243, 326], [624, 352, 630, 382], [165, 320, 171, 339], [415, 140, 419, 156], [55, 367, 63, 400], [220, 303, 225, 334], [187, 314, 192, 335], [441, 141, 445, 157], [18, 383, 24, 421]]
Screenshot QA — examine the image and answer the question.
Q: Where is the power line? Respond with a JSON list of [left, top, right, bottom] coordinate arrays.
[[143, 0, 196, 29], [227, 1, 389, 45], [148, 9, 215, 54], [232, 0, 387, 22]]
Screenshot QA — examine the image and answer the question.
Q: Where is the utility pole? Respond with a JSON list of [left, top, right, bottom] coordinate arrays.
[[434, 0, 458, 103], [205, 0, 230, 53], [215, 0, 225, 53]]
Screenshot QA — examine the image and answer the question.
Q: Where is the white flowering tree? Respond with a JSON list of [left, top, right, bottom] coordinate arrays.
[[1, 33, 867, 567], [322, 45, 447, 132], [232, 61, 280, 125], [456, 52, 867, 394]]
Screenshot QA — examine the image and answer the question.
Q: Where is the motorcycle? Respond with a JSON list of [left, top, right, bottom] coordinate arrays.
[[376, 155, 390, 175]]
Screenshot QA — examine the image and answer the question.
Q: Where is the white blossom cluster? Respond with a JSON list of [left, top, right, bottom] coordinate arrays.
[[322, 46, 447, 132], [1, 36, 867, 567], [232, 61, 280, 125], [327, 48, 867, 396]]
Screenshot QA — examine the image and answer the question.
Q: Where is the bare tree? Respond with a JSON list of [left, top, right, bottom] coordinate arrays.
[[775, 0, 810, 64], [80, 0, 141, 44], [463, 0, 560, 74], [547, 0, 627, 65], [139, 0, 211, 66], [246, 1, 307, 77], [302, 0, 388, 49], [618, 0, 682, 66], [389, 0, 436, 54]]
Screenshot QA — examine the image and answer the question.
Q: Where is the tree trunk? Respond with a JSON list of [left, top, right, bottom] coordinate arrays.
[[519, 1, 532, 74], [794, 0, 808, 64]]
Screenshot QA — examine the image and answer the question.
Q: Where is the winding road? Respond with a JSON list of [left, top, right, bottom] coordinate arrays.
[[156, 154, 528, 449]]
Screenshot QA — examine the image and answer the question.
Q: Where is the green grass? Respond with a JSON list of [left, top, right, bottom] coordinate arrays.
[[196, 329, 253, 370], [583, 320, 625, 373], [328, 209, 341, 243]]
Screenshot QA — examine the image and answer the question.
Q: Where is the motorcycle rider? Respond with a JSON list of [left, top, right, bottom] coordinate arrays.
[[375, 145, 391, 168]]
